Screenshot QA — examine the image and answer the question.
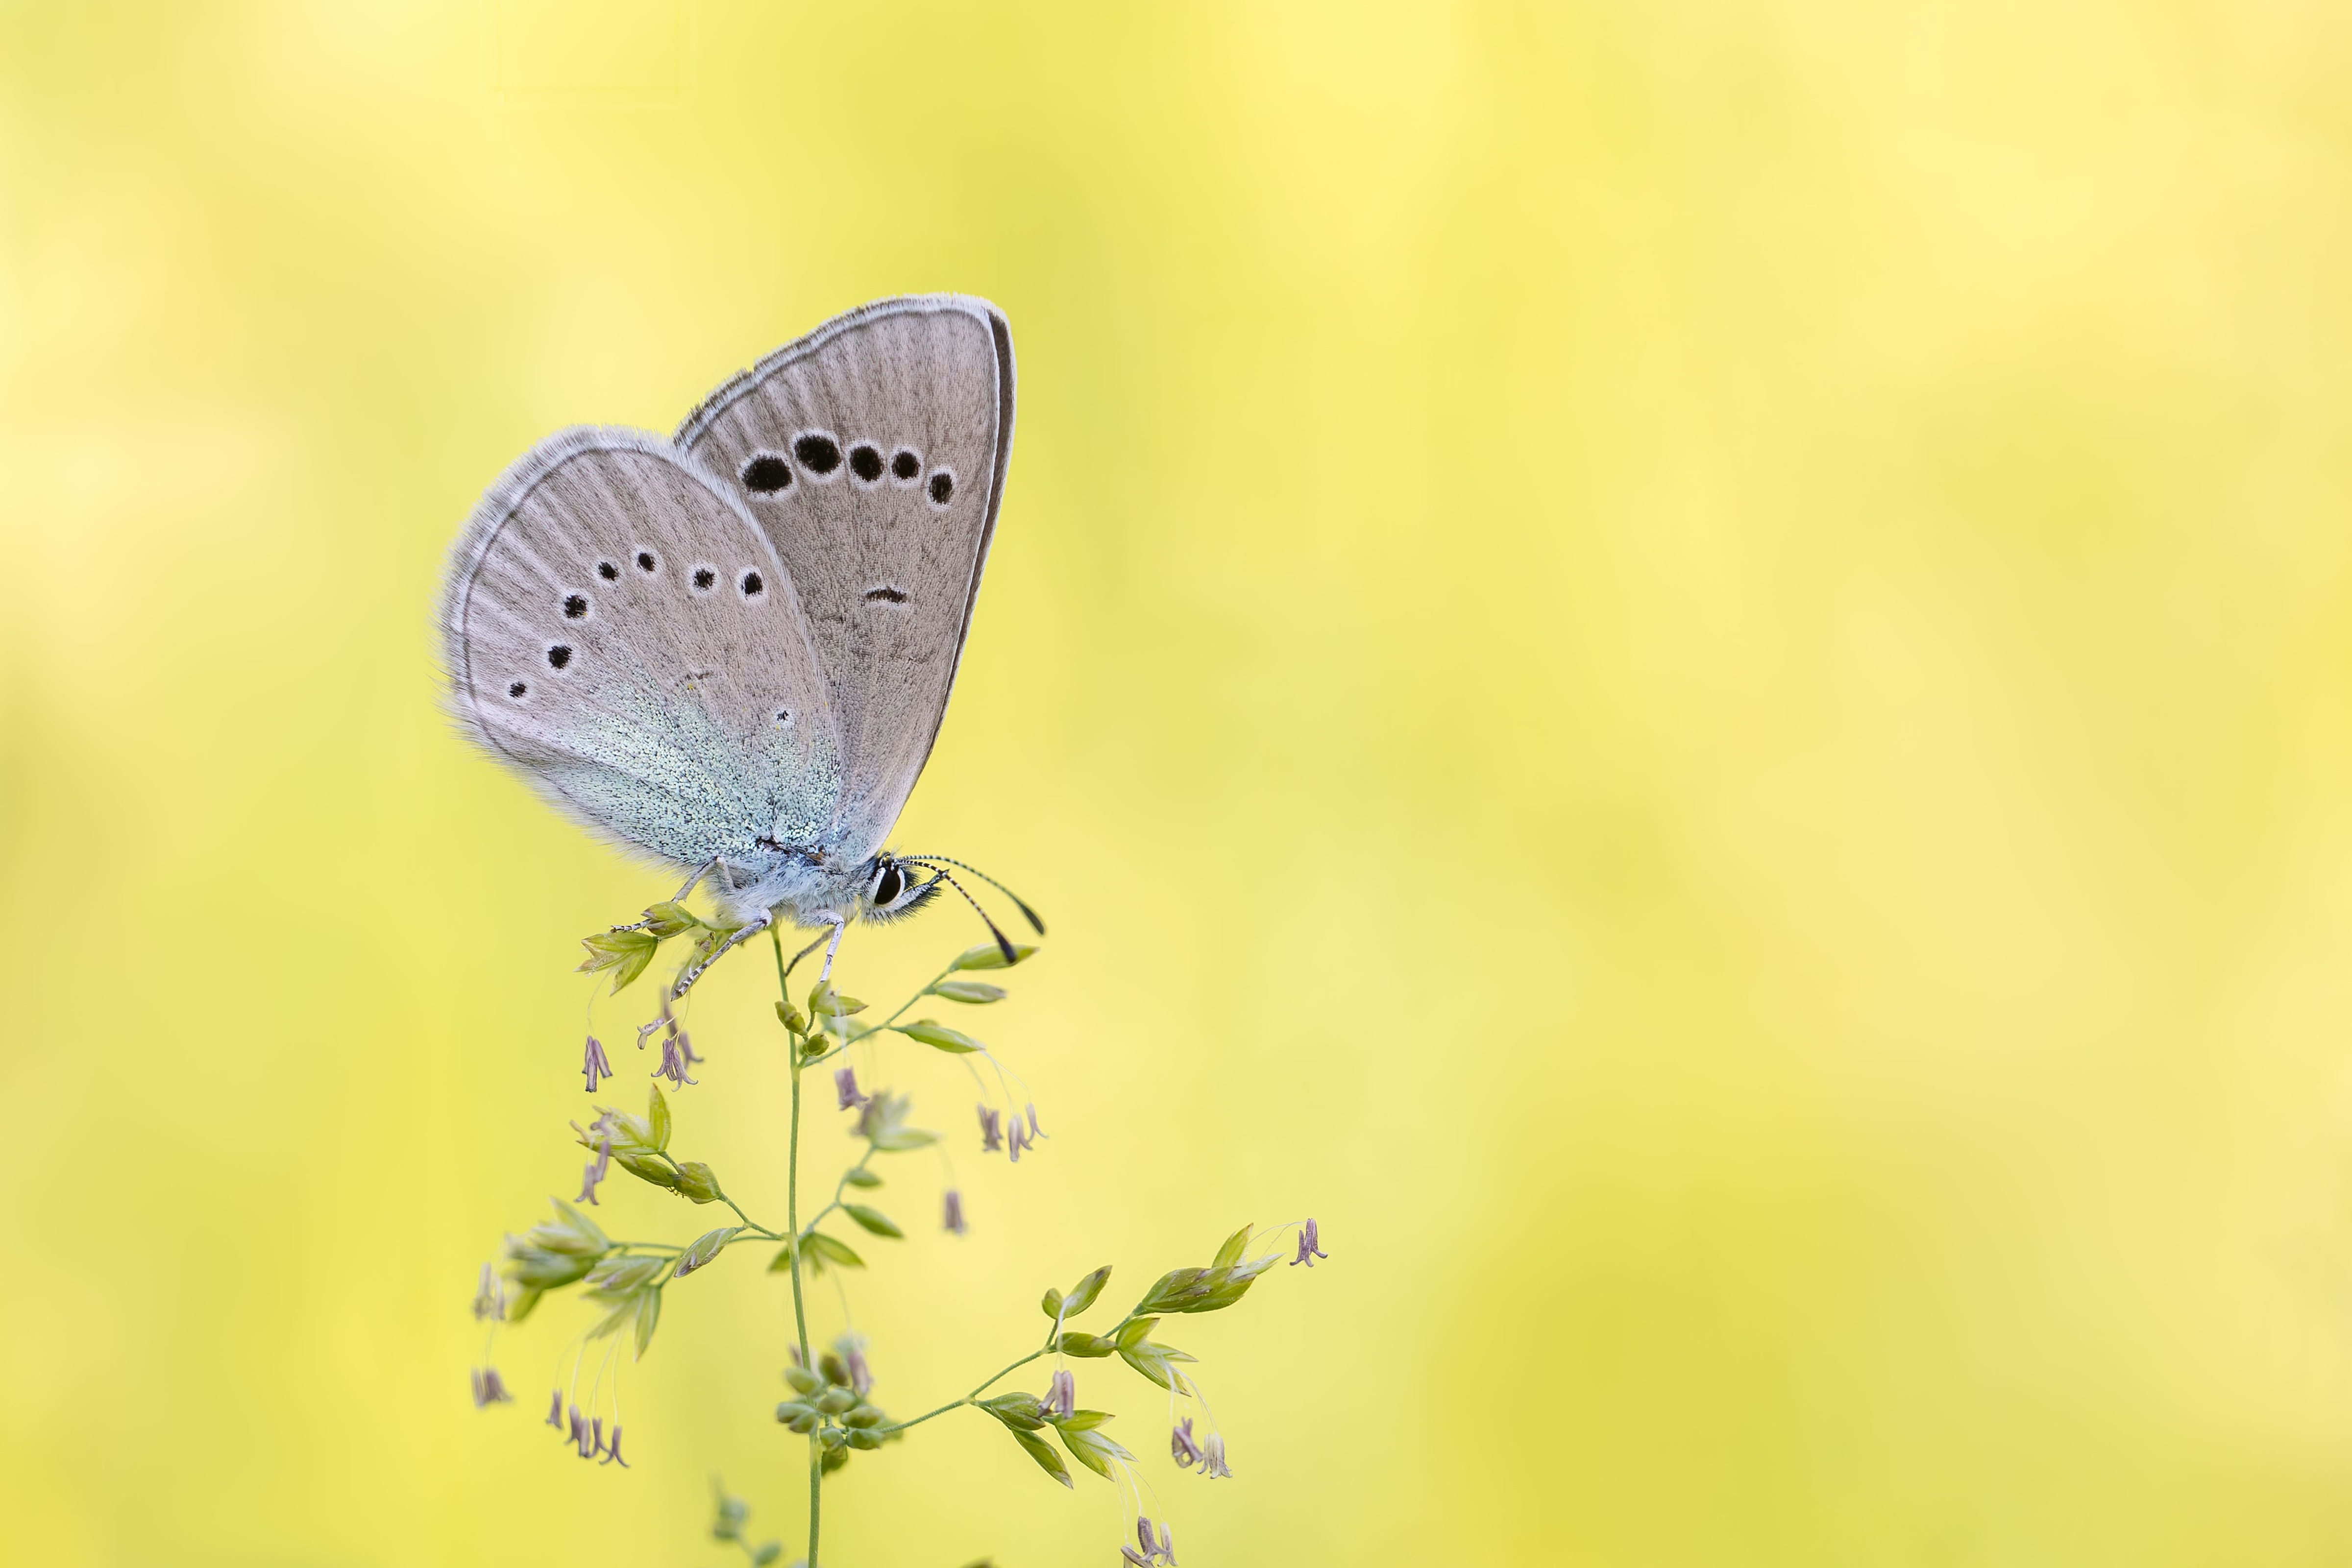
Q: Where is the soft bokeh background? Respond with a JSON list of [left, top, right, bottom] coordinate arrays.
[[7, 0, 2352, 1562]]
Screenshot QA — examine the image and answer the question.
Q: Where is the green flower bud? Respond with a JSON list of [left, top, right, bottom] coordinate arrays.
[[1062, 1265, 1112, 1316], [1006, 1425, 1073, 1487], [775, 1401, 820, 1433], [842, 1204, 902, 1238], [775, 1000, 808, 1034], [784, 1366, 821, 1395], [952, 941, 1038, 970], [617, 1153, 681, 1190], [842, 1404, 883, 1428], [818, 1426, 848, 1450], [816, 1387, 857, 1415], [819, 1446, 850, 1475], [673, 1225, 737, 1277], [807, 982, 866, 1017], [979, 1392, 1047, 1430], [672, 1161, 724, 1204], [641, 901, 702, 938], [845, 1426, 883, 1450], [893, 1019, 984, 1054]]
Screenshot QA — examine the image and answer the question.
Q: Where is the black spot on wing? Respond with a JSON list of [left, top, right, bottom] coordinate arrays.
[[793, 433, 842, 475], [742, 452, 791, 493]]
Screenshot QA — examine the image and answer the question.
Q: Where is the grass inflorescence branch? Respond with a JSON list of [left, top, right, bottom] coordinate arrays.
[[469, 894, 1325, 1566]]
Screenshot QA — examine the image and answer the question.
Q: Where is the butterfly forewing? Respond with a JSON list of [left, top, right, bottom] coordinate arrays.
[[674, 295, 1013, 862], [441, 427, 842, 870]]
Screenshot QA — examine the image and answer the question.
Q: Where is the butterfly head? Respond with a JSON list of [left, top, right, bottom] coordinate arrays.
[[858, 853, 943, 925]]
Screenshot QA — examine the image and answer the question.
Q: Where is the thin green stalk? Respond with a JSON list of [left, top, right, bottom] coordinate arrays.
[[881, 1343, 1056, 1435], [839, 960, 964, 1048], [797, 1150, 876, 1239], [807, 1433, 823, 1568], [771, 926, 817, 1568]]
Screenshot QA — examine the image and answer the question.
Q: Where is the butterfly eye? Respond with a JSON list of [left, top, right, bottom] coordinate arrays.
[[872, 864, 904, 905]]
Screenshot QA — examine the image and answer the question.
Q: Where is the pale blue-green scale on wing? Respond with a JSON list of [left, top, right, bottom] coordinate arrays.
[[437, 296, 1015, 936]]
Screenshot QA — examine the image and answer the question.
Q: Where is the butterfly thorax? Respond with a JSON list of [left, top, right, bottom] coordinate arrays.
[[708, 845, 866, 930], [706, 845, 938, 932]]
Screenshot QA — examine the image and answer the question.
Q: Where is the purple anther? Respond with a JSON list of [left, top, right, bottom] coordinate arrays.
[[582, 1033, 614, 1092]]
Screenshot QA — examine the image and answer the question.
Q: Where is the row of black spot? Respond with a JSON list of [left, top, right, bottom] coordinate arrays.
[[740, 433, 955, 507], [579, 552, 765, 602], [502, 553, 769, 701]]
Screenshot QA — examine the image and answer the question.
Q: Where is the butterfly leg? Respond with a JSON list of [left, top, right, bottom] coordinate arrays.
[[815, 913, 848, 983], [669, 906, 775, 1000], [670, 856, 721, 905]]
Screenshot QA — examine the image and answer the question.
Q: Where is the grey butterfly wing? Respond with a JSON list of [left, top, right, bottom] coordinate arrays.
[[439, 427, 843, 871], [673, 294, 1014, 863]]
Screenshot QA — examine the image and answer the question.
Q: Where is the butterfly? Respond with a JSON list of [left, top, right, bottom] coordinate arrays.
[[438, 295, 1038, 993]]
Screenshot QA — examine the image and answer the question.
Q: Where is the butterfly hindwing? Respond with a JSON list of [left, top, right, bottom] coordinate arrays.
[[440, 427, 842, 870], [674, 295, 1014, 862]]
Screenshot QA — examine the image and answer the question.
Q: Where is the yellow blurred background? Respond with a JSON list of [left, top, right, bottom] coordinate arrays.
[[7, 0, 2352, 1562]]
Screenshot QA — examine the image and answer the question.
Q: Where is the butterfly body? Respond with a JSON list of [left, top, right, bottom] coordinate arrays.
[[438, 297, 1013, 959]]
